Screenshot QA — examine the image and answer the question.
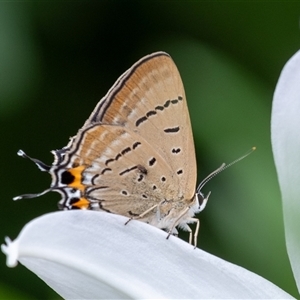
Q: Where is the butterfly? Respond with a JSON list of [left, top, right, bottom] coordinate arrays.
[[14, 52, 252, 247]]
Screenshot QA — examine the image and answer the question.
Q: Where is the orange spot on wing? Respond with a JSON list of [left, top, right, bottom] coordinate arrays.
[[72, 197, 90, 209], [68, 165, 86, 191]]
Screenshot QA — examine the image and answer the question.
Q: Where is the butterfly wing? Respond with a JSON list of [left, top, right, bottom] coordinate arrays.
[[58, 124, 180, 218], [51, 52, 197, 226], [85, 52, 196, 201]]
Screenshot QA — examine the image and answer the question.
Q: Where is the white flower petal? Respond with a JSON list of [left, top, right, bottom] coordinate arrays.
[[1, 211, 293, 299], [1, 237, 18, 267], [272, 50, 300, 292]]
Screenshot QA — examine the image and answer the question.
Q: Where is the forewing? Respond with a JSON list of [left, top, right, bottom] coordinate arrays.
[[84, 52, 196, 200]]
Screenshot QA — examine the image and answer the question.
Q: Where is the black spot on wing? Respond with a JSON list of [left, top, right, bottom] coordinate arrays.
[[101, 168, 112, 175], [136, 116, 147, 127], [105, 158, 114, 166], [137, 174, 144, 182], [149, 157, 156, 166], [155, 105, 164, 111], [164, 100, 171, 107], [135, 96, 183, 127], [106, 143, 139, 167], [164, 126, 180, 133], [61, 171, 75, 184], [177, 169, 183, 175], [132, 141, 141, 149], [146, 110, 157, 117], [121, 147, 131, 155], [91, 174, 99, 185], [119, 165, 138, 176], [70, 197, 80, 208], [115, 153, 122, 161], [172, 148, 181, 154]]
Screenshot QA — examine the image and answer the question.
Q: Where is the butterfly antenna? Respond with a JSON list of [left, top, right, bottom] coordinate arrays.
[[197, 147, 256, 193]]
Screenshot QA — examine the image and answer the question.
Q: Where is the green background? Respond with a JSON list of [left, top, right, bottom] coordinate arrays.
[[0, 1, 299, 298]]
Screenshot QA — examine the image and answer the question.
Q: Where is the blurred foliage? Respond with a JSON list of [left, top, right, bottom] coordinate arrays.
[[0, 1, 299, 298]]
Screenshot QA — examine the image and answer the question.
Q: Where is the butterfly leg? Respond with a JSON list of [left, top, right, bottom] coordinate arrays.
[[166, 206, 190, 240], [124, 204, 159, 225], [166, 191, 211, 246], [189, 217, 200, 248], [183, 224, 193, 244]]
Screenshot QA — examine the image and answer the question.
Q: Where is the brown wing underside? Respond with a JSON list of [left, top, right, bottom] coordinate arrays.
[[57, 52, 197, 215], [86, 52, 196, 199]]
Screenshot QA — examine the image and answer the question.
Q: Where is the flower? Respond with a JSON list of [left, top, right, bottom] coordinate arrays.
[[1, 210, 294, 298], [272, 49, 300, 294], [3, 50, 300, 298]]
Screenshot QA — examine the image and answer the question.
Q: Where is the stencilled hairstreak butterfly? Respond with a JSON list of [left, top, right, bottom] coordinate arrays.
[[14, 52, 254, 247]]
